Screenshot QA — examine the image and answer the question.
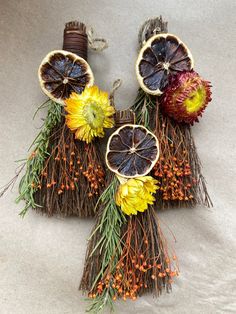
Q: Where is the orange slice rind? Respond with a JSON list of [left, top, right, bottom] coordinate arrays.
[[106, 124, 159, 178], [136, 33, 194, 95], [38, 50, 94, 104]]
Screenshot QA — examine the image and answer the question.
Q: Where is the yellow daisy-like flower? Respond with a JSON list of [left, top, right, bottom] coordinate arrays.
[[115, 176, 159, 215], [65, 86, 115, 143]]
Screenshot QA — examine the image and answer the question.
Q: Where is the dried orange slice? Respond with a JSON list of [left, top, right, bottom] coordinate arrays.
[[106, 124, 159, 178], [136, 33, 194, 95], [38, 50, 94, 104]]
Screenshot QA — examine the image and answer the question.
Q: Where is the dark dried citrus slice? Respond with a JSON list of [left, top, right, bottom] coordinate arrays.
[[38, 50, 94, 104], [106, 124, 159, 178], [136, 33, 194, 95]]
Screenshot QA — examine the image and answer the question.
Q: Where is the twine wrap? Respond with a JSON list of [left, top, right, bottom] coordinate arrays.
[[109, 80, 135, 127], [115, 109, 135, 127], [63, 21, 108, 61], [63, 21, 88, 60], [138, 16, 168, 48]]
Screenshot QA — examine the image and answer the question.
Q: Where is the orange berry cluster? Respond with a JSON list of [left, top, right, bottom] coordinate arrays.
[[90, 251, 178, 301], [153, 155, 195, 201], [83, 164, 105, 197], [33, 144, 105, 196], [88, 213, 179, 303]]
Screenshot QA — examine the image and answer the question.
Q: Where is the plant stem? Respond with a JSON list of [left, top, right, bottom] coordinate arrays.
[[80, 176, 126, 312], [16, 99, 62, 217]]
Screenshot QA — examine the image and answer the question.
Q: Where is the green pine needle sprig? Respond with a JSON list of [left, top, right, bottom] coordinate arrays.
[[87, 177, 126, 313], [131, 88, 156, 129], [16, 99, 62, 217]]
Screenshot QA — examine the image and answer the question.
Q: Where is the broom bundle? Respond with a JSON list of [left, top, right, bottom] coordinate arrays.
[[1, 21, 112, 217], [80, 110, 178, 312], [33, 117, 105, 216], [132, 16, 212, 209]]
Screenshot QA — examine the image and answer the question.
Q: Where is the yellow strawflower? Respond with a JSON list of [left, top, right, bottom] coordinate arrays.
[[65, 86, 115, 143], [115, 176, 159, 215]]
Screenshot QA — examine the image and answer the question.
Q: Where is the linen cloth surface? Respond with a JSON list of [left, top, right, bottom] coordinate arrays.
[[0, 0, 235, 313]]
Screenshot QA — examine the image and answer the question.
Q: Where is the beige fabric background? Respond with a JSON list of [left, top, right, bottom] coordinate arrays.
[[0, 0, 236, 313]]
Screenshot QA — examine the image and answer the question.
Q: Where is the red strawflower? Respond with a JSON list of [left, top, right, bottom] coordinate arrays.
[[161, 71, 212, 124]]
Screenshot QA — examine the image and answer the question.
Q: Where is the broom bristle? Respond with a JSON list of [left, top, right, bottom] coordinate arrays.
[[34, 117, 105, 217], [80, 204, 178, 299], [153, 103, 213, 208]]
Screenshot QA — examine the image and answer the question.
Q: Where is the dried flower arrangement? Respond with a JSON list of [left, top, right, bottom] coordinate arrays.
[[132, 16, 212, 209], [80, 110, 179, 312], [0, 21, 113, 217], [80, 16, 213, 313], [0, 16, 214, 314]]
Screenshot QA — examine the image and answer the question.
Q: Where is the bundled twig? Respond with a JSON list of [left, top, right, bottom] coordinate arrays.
[[80, 176, 125, 294], [153, 100, 212, 208], [80, 110, 178, 312], [80, 184, 178, 313], [138, 16, 168, 48], [0, 20, 109, 217], [0, 100, 106, 217], [15, 99, 61, 216], [33, 20, 107, 217], [132, 17, 212, 209], [33, 115, 105, 216]]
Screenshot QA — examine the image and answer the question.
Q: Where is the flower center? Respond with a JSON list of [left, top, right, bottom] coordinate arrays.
[[184, 85, 207, 113], [83, 102, 105, 129]]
